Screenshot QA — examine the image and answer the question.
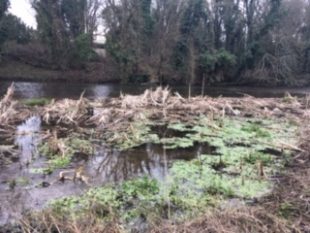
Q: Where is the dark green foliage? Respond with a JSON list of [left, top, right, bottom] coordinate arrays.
[[0, 14, 33, 44], [0, 0, 9, 19], [198, 49, 236, 82], [71, 33, 96, 66], [32, 0, 94, 69], [101, 0, 299, 85], [0, 0, 9, 52], [61, 0, 87, 38], [32, 0, 71, 68]]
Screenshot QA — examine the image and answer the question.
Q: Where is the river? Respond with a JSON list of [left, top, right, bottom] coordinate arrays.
[[1, 81, 310, 99]]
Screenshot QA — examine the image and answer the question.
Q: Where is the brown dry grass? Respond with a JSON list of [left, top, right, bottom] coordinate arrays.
[[21, 211, 123, 233], [151, 207, 296, 233], [38, 87, 308, 137]]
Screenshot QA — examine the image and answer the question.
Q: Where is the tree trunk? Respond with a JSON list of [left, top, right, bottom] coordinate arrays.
[[201, 74, 206, 96]]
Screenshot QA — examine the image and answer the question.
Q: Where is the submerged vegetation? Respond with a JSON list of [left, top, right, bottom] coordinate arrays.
[[0, 86, 309, 232]]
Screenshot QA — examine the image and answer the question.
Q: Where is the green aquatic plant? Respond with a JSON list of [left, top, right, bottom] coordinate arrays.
[[38, 143, 54, 158], [30, 167, 53, 175], [160, 137, 194, 149], [108, 122, 160, 150], [38, 136, 93, 171], [86, 186, 120, 208], [49, 156, 71, 169], [241, 121, 271, 138], [244, 152, 272, 165], [39, 136, 93, 159], [170, 156, 271, 199], [168, 122, 192, 132], [121, 177, 160, 200], [22, 98, 51, 106]]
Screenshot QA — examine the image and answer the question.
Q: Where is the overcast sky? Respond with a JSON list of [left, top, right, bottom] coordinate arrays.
[[8, 0, 104, 43], [9, 0, 37, 28]]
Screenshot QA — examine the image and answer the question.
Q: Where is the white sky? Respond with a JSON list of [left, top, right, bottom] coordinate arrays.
[[9, 0, 37, 28], [8, 0, 104, 43]]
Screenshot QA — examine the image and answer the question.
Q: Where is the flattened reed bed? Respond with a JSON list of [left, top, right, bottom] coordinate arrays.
[[1, 85, 308, 131], [38, 87, 308, 129]]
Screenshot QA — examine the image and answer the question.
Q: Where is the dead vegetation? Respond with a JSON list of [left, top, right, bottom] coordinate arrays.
[[35, 86, 308, 135], [42, 93, 93, 126], [1, 86, 307, 130], [0, 83, 17, 125], [0, 84, 32, 126], [21, 211, 123, 233], [151, 207, 296, 233]]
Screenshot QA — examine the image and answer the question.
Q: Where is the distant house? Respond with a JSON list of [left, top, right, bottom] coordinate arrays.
[[93, 38, 106, 58]]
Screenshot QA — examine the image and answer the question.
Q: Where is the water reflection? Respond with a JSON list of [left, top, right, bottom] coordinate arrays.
[[13, 82, 45, 99], [0, 81, 117, 99], [15, 116, 41, 164], [88, 84, 113, 98], [1, 80, 310, 99], [87, 143, 214, 184]]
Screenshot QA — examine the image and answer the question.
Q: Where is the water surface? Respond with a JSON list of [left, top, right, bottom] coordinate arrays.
[[1, 81, 310, 99], [0, 117, 214, 225]]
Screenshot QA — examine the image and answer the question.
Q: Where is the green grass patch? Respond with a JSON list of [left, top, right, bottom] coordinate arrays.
[[22, 98, 51, 106]]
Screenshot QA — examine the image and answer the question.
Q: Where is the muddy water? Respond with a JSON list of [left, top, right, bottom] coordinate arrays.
[[0, 117, 214, 225], [1, 81, 310, 99]]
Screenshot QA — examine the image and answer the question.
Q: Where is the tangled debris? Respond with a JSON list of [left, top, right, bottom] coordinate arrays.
[[0, 84, 33, 127], [44, 87, 307, 128], [42, 93, 93, 126], [0, 86, 308, 131]]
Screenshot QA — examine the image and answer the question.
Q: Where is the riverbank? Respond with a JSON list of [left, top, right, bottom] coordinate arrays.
[[0, 86, 309, 232], [0, 60, 119, 83], [1, 59, 310, 88]]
